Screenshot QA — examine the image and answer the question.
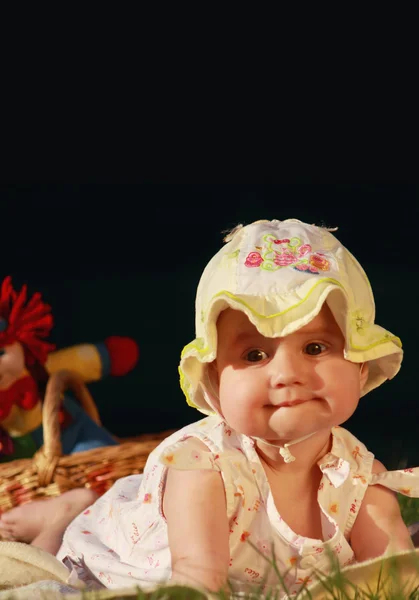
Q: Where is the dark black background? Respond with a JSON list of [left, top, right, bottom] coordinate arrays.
[[1, 183, 417, 468]]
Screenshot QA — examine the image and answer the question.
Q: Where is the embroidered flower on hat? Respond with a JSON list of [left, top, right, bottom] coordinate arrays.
[[245, 252, 263, 268], [352, 310, 369, 336], [244, 234, 332, 275]]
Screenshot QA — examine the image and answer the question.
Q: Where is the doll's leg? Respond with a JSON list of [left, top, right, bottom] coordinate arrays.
[[0, 488, 98, 554], [59, 396, 118, 454]]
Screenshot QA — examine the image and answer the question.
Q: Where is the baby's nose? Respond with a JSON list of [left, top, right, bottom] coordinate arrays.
[[269, 348, 306, 387]]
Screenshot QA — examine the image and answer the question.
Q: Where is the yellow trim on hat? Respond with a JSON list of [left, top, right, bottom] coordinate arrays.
[[182, 280, 402, 358]]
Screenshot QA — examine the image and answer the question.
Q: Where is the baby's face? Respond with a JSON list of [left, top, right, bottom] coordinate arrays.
[[213, 304, 368, 443]]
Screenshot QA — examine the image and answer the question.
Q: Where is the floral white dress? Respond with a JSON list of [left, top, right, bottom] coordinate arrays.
[[57, 416, 419, 596]]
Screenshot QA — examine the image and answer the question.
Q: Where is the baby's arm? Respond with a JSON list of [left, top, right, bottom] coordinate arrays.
[[350, 459, 414, 562], [163, 444, 230, 592]]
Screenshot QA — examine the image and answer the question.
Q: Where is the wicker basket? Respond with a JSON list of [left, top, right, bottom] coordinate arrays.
[[0, 370, 174, 515]]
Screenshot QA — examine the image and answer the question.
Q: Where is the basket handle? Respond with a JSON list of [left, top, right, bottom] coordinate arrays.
[[34, 370, 102, 485]]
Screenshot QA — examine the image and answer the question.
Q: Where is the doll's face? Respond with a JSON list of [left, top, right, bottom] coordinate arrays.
[[0, 342, 26, 390]]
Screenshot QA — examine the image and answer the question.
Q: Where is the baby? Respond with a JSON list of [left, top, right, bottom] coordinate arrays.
[[55, 219, 418, 596]]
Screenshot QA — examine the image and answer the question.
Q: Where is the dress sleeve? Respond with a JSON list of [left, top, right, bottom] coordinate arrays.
[[159, 436, 221, 471], [158, 436, 244, 520], [369, 468, 419, 497]]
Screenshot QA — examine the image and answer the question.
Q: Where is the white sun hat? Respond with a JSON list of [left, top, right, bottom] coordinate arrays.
[[179, 218, 403, 415]]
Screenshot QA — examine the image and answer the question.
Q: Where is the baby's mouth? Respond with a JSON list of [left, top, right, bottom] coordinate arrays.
[[277, 399, 307, 408], [278, 399, 306, 408], [267, 397, 318, 409]]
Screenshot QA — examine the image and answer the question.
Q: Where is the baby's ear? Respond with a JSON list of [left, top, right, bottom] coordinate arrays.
[[200, 362, 223, 416], [360, 362, 369, 390], [207, 360, 219, 385]]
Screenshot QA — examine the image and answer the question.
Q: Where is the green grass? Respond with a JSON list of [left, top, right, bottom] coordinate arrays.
[[398, 495, 419, 528], [68, 553, 419, 600], [2, 558, 419, 600], [73, 541, 419, 600]]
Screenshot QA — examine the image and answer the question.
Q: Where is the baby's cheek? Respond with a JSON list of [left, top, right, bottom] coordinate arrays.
[[219, 369, 245, 391]]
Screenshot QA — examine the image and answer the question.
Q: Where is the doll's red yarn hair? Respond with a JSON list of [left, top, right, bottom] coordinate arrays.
[[0, 276, 55, 365]]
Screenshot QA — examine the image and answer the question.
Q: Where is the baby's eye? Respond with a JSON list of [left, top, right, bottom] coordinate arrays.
[[0, 348, 5, 357], [304, 342, 327, 356], [244, 349, 268, 362]]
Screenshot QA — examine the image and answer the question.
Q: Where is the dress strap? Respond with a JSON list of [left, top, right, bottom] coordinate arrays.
[[369, 468, 419, 497]]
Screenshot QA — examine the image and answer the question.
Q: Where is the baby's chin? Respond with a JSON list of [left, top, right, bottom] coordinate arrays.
[[264, 406, 332, 440]]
